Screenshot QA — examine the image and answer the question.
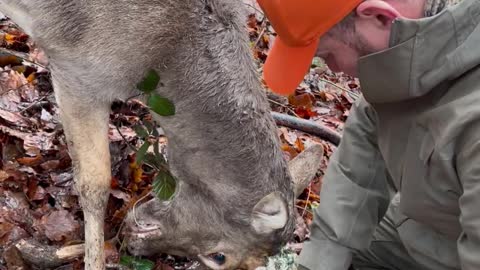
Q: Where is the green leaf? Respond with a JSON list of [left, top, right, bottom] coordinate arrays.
[[137, 69, 160, 93], [133, 125, 149, 138], [311, 57, 324, 68], [120, 256, 133, 266], [143, 152, 163, 170], [151, 126, 160, 137], [132, 259, 155, 270], [144, 120, 155, 133], [153, 141, 162, 160], [153, 171, 176, 200], [147, 94, 175, 116], [120, 256, 155, 270], [136, 141, 151, 164]]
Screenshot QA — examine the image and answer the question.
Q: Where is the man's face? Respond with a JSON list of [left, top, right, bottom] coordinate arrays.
[[314, 0, 426, 76], [315, 30, 368, 77]]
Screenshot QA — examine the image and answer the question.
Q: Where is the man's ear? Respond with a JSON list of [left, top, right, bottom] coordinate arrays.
[[251, 192, 288, 235], [356, 0, 402, 27]]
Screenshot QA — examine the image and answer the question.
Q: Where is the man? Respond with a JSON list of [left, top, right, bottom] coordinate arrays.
[[257, 0, 479, 269]]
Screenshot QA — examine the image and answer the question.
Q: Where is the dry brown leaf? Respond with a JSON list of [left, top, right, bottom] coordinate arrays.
[[40, 160, 61, 170], [0, 108, 29, 127], [295, 138, 305, 152], [281, 144, 298, 160], [0, 170, 9, 182], [288, 93, 315, 109], [36, 210, 80, 242], [23, 131, 56, 154], [27, 180, 47, 201], [17, 155, 43, 166], [104, 241, 120, 263]]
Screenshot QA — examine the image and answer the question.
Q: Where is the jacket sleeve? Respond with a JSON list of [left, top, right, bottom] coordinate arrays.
[[455, 139, 480, 270], [298, 97, 392, 270]]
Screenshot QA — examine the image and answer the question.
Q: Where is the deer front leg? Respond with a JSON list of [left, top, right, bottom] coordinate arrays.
[[55, 84, 111, 270]]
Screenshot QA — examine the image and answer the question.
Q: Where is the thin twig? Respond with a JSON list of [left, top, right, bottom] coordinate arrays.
[[132, 191, 154, 228], [115, 124, 138, 153], [295, 205, 313, 216], [254, 26, 267, 48], [268, 98, 301, 118], [243, 2, 265, 17], [318, 77, 360, 100], [19, 95, 49, 113], [301, 187, 312, 218]]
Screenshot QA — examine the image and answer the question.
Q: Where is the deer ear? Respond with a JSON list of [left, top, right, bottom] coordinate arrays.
[[251, 192, 288, 234], [289, 144, 324, 198]]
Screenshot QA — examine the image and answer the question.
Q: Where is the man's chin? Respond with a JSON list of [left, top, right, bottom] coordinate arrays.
[[343, 68, 358, 77], [323, 54, 359, 76]]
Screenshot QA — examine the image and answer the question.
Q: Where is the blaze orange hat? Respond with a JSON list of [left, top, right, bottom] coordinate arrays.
[[257, 0, 363, 95]]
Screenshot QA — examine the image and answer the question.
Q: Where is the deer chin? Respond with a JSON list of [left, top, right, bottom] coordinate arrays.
[[124, 227, 163, 256], [128, 227, 163, 240]]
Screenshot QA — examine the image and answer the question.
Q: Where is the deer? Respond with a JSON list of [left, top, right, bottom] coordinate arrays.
[[0, 1, 324, 269]]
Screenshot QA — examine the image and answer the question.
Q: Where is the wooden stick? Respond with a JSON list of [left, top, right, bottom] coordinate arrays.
[[14, 239, 85, 268], [271, 112, 341, 146]]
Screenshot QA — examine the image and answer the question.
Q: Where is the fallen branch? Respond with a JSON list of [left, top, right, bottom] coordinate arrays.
[[14, 239, 84, 268], [271, 112, 341, 146]]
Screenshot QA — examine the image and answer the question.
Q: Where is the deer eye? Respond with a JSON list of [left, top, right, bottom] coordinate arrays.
[[209, 252, 226, 265]]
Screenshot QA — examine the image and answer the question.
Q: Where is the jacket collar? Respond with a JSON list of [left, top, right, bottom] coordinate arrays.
[[358, 0, 480, 103]]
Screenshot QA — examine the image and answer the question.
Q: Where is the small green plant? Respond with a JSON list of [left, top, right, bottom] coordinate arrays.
[[120, 255, 155, 270], [137, 69, 175, 116], [135, 69, 176, 200]]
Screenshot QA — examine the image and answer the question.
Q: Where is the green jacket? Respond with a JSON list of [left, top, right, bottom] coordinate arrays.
[[299, 0, 480, 269]]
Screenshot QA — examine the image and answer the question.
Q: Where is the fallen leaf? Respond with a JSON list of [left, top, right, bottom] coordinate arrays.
[[17, 154, 43, 166], [0, 87, 21, 111], [294, 107, 318, 119], [109, 125, 137, 142], [27, 180, 47, 201], [0, 55, 22, 67], [288, 93, 314, 109], [23, 131, 56, 153], [295, 138, 305, 152], [0, 170, 9, 182], [0, 108, 29, 127], [3, 246, 27, 269], [0, 223, 29, 246], [50, 172, 73, 186], [36, 210, 80, 242], [104, 241, 119, 263], [318, 91, 336, 102], [110, 189, 131, 202], [293, 214, 308, 242], [40, 159, 60, 170], [279, 127, 297, 146], [281, 144, 298, 160]]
